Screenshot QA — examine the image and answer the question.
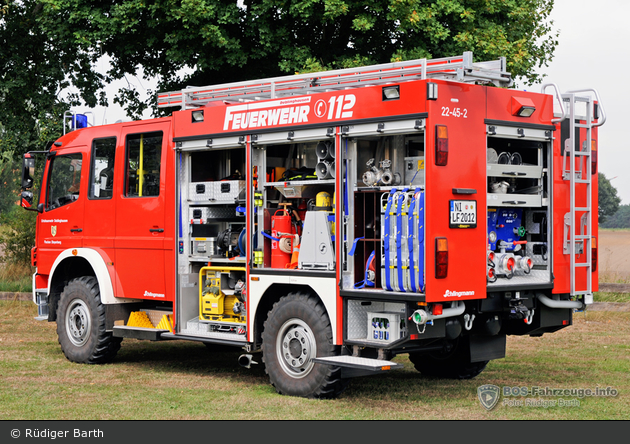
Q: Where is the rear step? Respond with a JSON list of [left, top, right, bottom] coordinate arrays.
[[312, 356, 403, 378]]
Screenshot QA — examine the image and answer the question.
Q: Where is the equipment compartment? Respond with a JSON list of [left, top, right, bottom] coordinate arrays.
[[486, 128, 552, 287]]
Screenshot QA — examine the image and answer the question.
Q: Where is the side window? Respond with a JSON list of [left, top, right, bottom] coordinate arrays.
[[46, 153, 83, 210], [89, 137, 116, 199], [125, 131, 162, 197]]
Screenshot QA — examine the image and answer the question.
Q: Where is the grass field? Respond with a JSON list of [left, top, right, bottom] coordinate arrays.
[[1, 300, 627, 420], [1, 230, 628, 420]]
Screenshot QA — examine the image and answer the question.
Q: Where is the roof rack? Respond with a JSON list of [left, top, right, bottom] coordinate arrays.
[[157, 51, 512, 110]]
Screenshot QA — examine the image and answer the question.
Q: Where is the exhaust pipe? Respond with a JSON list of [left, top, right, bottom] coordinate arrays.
[[536, 293, 584, 310], [238, 354, 258, 369]]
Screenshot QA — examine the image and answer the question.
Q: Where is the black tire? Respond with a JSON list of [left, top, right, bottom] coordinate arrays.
[[409, 338, 488, 380], [261, 292, 348, 399], [56, 276, 122, 364]]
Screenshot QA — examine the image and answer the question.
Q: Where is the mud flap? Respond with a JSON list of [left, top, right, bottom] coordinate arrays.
[[469, 334, 506, 362]]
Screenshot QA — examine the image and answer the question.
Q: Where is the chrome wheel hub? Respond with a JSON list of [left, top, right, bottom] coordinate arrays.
[[276, 318, 316, 378], [66, 299, 91, 347]]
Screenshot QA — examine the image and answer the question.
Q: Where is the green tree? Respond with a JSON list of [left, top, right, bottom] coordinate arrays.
[[0, 0, 104, 158], [33, 0, 558, 119], [600, 204, 630, 229], [598, 173, 621, 224], [0, 206, 37, 265]]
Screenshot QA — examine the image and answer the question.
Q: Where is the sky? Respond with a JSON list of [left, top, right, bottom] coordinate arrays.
[[86, 0, 630, 203], [528, 0, 630, 204]]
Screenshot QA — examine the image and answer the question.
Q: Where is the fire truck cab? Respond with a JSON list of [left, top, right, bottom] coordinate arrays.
[[21, 52, 604, 398]]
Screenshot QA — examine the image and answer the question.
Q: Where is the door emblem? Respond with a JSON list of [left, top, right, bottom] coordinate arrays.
[[51, 225, 57, 237]]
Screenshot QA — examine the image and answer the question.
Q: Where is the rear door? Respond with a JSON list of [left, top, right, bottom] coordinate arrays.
[[424, 81, 487, 302], [114, 122, 170, 300]]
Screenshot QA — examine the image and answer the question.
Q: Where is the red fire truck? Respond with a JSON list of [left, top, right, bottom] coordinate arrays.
[[20, 52, 604, 398]]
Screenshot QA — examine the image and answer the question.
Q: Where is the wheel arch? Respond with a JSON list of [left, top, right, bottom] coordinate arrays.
[[47, 248, 116, 321], [252, 281, 337, 348]]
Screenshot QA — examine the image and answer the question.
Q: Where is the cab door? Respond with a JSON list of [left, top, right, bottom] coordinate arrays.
[[114, 122, 170, 300], [83, 136, 119, 283], [37, 149, 86, 274]]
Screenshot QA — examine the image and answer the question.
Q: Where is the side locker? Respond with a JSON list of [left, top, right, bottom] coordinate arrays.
[[486, 125, 553, 290], [174, 136, 248, 343]]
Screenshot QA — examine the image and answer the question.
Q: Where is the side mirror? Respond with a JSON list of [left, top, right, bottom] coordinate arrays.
[[20, 191, 43, 213], [21, 155, 35, 190], [21, 190, 33, 208]]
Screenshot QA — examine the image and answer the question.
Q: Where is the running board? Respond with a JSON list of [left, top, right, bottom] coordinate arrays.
[[312, 356, 403, 378], [112, 325, 169, 341]]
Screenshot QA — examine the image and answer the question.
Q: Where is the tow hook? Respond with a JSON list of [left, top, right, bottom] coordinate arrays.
[[464, 313, 475, 331], [524, 309, 535, 325]]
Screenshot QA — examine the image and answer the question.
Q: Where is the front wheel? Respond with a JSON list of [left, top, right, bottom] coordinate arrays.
[[261, 292, 348, 399], [56, 276, 122, 364]]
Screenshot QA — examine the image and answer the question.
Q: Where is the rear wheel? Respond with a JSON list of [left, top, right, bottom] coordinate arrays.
[[56, 276, 122, 364], [409, 337, 488, 380], [261, 292, 348, 399]]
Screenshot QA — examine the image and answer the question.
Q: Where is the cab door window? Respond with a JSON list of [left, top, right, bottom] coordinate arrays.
[[89, 137, 116, 199], [46, 153, 83, 210], [125, 132, 162, 197]]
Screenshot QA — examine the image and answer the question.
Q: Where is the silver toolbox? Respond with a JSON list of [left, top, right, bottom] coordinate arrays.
[[213, 180, 246, 202], [189, 207, 209, 222], [192, 237, 217, 256], [189, 182, 214, 201]]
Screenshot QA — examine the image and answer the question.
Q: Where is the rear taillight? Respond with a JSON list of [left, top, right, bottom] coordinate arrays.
[[436, 237, 448, 278], [432, 304, 443, 316], [591, 139, 597, 174], [592, 237, 598, 272], [435, 125, 448, 166]]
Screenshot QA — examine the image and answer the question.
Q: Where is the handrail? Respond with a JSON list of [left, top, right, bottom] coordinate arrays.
[[541, 83, 567, 123], [565, 88, 606, 127]]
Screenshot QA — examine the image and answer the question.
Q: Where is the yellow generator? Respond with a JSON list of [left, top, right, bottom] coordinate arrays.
[[199, 266, 246, 325]]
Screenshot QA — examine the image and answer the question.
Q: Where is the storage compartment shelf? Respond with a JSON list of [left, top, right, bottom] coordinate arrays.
[[188, 256, 247, 263], [487, 193, 544, 207], [267, 179, 334, 198], [487, 163, 543, 179]]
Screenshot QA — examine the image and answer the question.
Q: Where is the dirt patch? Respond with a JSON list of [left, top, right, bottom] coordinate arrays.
[[0, 292, 30, 301], [590, 302, 630, 312], [599, 230, 630, 281]]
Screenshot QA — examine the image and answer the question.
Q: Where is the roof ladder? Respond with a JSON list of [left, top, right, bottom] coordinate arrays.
[[561, 89, 605, 304], [157, 51, 512, 110]]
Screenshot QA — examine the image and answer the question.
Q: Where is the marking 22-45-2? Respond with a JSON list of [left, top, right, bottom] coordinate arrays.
[[441, 107, 468, 118]]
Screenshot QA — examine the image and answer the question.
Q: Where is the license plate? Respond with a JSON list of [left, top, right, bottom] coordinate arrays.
[[449, 200, 477, 228]]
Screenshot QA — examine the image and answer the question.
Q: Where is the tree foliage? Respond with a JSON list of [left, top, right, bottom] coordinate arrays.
[[600, 204, 630, 229], [598, 173, 621, 224], [0, 0, 105, 159], [32, 0, 559, 119], [0, 206, 37, 265]]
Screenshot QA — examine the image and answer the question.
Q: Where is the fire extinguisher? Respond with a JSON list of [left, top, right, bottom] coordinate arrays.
[[270, 209, 293, 268]]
